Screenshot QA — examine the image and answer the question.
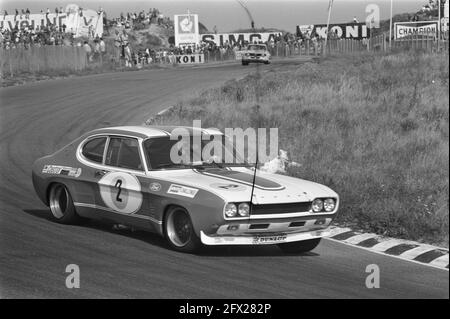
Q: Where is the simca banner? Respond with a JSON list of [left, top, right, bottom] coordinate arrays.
[[174, 14, 200, 47], [0, 4, 103, 38], [394, 21, 438, 39], [296, 23, 369, 39], [201, 32, 282, 47], [175, 54, 205, 64]]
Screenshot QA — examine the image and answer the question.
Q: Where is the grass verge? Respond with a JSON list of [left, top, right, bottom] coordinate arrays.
[[148, 52, 449, 247]]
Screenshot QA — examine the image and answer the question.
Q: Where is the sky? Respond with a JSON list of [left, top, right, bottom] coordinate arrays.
[[0, 0, 430, 32]]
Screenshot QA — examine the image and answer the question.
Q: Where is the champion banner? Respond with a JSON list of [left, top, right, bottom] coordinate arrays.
[[201, 32, 282, 46], [394, 21, 438, 39], [296, 22, 369, 39]]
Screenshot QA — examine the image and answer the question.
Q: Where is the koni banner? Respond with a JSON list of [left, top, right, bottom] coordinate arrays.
[[394, 21, 438, 39], [201, 32, 282, 46], [175, 54, 205, 64], [174, 14, 199, 47], [0, 4, 103, 38], [296, 23, 369, 39]]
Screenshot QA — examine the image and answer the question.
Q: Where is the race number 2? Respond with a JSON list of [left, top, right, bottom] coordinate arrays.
[[99, 172, 143, 214], [114, 179, 123, 202]]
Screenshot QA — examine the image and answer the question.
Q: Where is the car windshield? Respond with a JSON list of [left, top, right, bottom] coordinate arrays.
[[143, 135, 251, 170], [248, 45, 266, 51]]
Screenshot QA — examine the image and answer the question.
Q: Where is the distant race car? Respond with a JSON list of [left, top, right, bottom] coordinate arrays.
[[242, 44, 271, 65], [32, 126, 339, 253]]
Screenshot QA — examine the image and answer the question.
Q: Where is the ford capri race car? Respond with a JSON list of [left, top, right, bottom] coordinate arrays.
[[242, 44, 271, 65], [32, 126, 339, 253]]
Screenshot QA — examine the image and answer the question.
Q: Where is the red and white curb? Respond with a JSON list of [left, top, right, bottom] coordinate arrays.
[[326, 227, 449, 271]]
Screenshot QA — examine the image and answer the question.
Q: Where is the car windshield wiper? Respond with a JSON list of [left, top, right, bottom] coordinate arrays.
[[196, 161, 225, 169], [195, 162, 253, 169], [155, 163, 196, 169]]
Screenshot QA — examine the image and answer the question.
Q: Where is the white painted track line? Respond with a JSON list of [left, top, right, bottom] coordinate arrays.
[[344, 233, 379, 245], [328, 227, 352, 237], [371, 239, 411, 252], [429, 254, 449, 269], [325, 237, 449, 272], [399, 246, 439, 260]]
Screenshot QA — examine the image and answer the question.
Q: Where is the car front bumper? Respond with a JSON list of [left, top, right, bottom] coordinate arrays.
[[242, 57, 270, 63], [200, 228, 331, 246]]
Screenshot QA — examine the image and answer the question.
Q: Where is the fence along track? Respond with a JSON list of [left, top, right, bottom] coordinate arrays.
[[1, 32, 448, 78], [1, 46, 87, 77]]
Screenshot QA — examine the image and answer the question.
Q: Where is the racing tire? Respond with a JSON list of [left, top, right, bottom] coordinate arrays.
[[264, 61, 270, 65], [48, 183, 80, 224], [242, 61, 249, 66], [277, 238, 321, 254], [164, 206, 201, 253]]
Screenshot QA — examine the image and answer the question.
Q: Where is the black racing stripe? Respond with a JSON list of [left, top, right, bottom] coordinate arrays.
[[332, 231, 358, 240], [198, 168, 284, 190], [357, 237, 380, 248], [384, 243, 419, 256], [413, 250, 447, 263]]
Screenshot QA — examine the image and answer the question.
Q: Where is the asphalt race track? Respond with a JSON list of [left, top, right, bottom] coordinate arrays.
[[0, 59, 448, 298]]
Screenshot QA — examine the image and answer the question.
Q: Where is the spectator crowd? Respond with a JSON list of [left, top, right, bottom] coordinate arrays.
[[1, 5, 322, 67], [112, 8, 173, 30]]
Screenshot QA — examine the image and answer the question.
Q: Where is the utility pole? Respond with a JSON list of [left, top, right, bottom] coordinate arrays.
[[389, 0, 393, 50], [324, 0, 334, 55], [438, 0, 441, 51]]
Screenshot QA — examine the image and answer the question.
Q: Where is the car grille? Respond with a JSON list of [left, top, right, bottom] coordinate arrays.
[[249, 53, 263, 57], [250, 202, 312, 215]]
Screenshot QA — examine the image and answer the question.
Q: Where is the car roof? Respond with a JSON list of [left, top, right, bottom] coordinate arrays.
[[89, 125, 223, 139]]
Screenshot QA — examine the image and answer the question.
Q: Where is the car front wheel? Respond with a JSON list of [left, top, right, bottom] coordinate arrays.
[[278, 238, 321, 254], [48, 183, 80, 224], [164, 206, 201, 253]]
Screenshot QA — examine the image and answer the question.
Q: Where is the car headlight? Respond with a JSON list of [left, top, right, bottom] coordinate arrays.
[[324, 198, 336, 212], [312, 199, 324, 212], [224, 203, 237, 217], [238, 203, 250, 217]]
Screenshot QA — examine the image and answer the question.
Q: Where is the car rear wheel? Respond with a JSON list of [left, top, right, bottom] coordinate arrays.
[[164, 206, 201, 253], [49, 183, 80, 224], [278, 238, 321, 254], [242, 61, 249, 65]]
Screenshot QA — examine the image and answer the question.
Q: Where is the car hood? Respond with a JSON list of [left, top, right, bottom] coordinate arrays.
[[148, 167, 337, 204]]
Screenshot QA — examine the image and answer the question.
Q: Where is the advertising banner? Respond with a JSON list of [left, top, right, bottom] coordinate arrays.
[[394, 21, 438, 39], [201, 32, 282, 46], [442, 0, 448, 18], [0, 4, 103, 38], [174, 14, 199, 47], [175, 54, 204, 64], [65, 5, 103, 38], [1, 13, 66, 31], [296, 23, 369, 39]]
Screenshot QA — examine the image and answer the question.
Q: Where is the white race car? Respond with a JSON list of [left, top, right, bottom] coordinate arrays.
[[32, 126, 339, 253], [242, 44, 271, 65]]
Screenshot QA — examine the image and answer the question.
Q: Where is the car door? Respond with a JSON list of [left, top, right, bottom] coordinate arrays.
[[96, 136, 148, 224], [74, 135, 109, 217]]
